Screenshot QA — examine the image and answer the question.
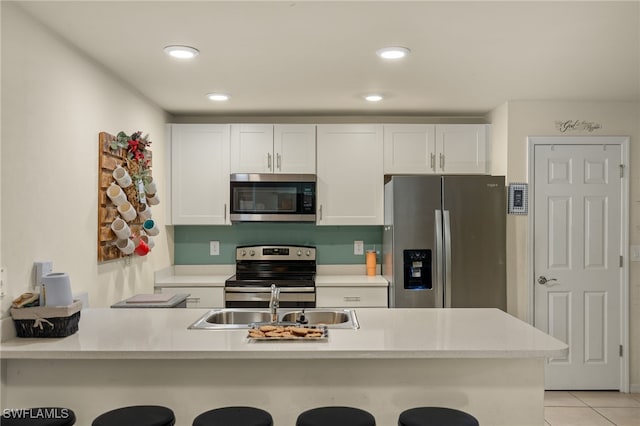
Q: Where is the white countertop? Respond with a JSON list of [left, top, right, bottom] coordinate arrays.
[[0, 308, 567, 360]]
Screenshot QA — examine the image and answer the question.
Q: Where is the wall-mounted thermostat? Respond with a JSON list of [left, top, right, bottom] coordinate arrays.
[[508, 183, 528, 215]]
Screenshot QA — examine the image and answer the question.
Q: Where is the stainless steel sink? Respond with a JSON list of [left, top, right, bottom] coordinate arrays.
[[189, 308, 359, 330], [280, 310, 354, 327], [206, 310, 273, 325]]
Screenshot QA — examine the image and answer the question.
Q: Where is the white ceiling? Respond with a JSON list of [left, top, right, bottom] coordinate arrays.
[[15, 1, 640, 116]]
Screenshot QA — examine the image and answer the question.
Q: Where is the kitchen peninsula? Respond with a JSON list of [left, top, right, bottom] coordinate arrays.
[[0, 308, 567, 426]]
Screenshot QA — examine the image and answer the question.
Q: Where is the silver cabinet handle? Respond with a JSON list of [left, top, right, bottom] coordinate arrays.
[[267, 153, 272, 171], [430, 153, 436, 171], [224, 203, 227, 221], [277, 153, 281, 171], [344, 296, 361, 302], [439, 153, 445, 170], [319, 205, 323, 221], [537, 276, 558, 286]]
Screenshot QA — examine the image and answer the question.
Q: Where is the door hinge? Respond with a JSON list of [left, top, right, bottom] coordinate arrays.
[[620, 344, 623, 357], [620, 255, 623, 267], [620, 164, 625, 178]]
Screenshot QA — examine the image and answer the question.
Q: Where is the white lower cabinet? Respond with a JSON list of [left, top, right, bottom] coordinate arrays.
[[316, 287, 388, 308], [159, 287, 224, 308]]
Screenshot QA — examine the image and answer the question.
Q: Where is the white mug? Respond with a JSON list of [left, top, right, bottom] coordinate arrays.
[[116, 238, 135, 255], [110, 218, 131, 240], [138, 204, 152, 221], [113, 166, 132, 188], [117, 201, 137, 222], [143, 219, 160, 236], [146, 193, 160, 205], [106, 183, 127, 206], [144, 178, 157, 195]]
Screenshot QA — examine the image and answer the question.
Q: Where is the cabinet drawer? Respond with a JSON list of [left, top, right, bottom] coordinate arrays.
[[159, 287, 224, 308], [316, 287, 387, 308]]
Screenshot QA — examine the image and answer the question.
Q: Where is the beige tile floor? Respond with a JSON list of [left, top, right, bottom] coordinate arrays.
[[544, 391, 640, 426]]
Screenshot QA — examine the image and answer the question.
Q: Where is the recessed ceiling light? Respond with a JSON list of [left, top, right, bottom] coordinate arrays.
[[364, 94, 383, 102], [376, 46, 411, 60], [163, 45, 199, 59], [207, 93, 231, 101]]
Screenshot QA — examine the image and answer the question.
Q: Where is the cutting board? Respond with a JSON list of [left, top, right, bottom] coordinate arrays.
[[125, 293, 175, 304]]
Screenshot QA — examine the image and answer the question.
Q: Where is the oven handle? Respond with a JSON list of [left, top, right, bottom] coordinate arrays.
[[225, 286, 315, 293]]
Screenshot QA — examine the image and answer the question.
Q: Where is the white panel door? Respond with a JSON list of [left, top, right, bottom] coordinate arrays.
[[534, 143, 622, 389], [274, 124, 316, 173], [171, 124, 231, 225]]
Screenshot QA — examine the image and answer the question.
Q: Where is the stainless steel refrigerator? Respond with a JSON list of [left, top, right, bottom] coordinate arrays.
[[383, 175, 506, 309]]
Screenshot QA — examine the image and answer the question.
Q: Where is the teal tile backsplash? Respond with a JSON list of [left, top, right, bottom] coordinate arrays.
[[174, 224, 382, 265]]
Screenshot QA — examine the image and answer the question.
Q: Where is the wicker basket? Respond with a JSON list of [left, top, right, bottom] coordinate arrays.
[[10, 300, 82, 338]]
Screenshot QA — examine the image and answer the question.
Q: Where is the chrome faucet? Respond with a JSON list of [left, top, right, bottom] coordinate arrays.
[[269, 284, 280, 323]]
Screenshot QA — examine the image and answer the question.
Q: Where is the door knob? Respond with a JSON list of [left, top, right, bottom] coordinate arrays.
[[537, 276, 558, 285]]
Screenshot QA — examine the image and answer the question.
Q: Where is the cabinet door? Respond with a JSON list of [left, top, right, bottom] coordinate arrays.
[[171, 124, 230, 225], [230, 124, 274, 173], [316, 287, 388, 308], [274, 124, 316, 173], [435, 124, 489, 174], [316, 124, 384, 225], [383, 124, 436, 174]]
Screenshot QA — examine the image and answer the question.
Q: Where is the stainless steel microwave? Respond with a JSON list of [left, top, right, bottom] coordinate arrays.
[[229, 174, 316, 222]]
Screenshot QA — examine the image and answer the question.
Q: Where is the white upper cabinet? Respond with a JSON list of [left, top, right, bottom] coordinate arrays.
[[435, 124, 489, 174], [230, 124, 274, 173], [384, 124, 436, 174], [383, 124, 490, 174], [274, 124, 316, 173], [316, 124, 384, 225], [170, 124, 231, 225], [230, 124, 316, 174]]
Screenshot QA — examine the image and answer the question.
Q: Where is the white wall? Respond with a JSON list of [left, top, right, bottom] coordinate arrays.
[[494, 100, 640, 390], [0, 3, 171, 315]]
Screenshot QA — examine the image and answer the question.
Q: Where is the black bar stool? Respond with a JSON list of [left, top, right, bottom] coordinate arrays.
[[1, 408, 76, 425], [192, 406, 273, 426], [296, 406, 376, 426], [398, 407, 479, 426], [92, 405, 175, 426]]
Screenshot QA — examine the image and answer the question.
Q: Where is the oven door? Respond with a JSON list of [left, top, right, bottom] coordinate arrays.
[[225, 286, 316, 308]]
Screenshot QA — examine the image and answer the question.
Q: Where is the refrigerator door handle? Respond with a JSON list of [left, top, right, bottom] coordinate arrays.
[[443, 210, 452, 308], [435, 210, 444, 307]]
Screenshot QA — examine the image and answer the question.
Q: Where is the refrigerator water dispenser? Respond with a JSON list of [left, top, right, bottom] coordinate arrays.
[[403, 249, 431, 289]]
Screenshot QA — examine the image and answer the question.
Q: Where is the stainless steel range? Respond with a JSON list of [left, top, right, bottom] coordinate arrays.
[[224, 245, 316, 308]]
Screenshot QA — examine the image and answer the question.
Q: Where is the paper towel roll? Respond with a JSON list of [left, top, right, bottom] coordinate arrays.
[[43, 272, 73, 307]]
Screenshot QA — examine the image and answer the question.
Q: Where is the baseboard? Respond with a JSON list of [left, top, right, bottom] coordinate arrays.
[[630, 384, 640, 393]]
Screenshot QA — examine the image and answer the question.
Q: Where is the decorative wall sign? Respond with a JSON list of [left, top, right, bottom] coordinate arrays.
[[555, 120, 602, 133], [97, 131, 158, 262]]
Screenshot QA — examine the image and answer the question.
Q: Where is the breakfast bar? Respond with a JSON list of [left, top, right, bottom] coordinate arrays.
[[0, 308, 567, 425]]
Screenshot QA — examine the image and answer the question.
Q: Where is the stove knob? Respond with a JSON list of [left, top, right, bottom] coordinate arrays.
[[249, 250, 256, 256], [297, 250, 302, 256], [240, 250, 247, 257], [306, 250, 311, 257]]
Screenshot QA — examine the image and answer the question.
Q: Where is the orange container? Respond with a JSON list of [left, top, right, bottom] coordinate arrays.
[[366, 250, 376, 276]]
